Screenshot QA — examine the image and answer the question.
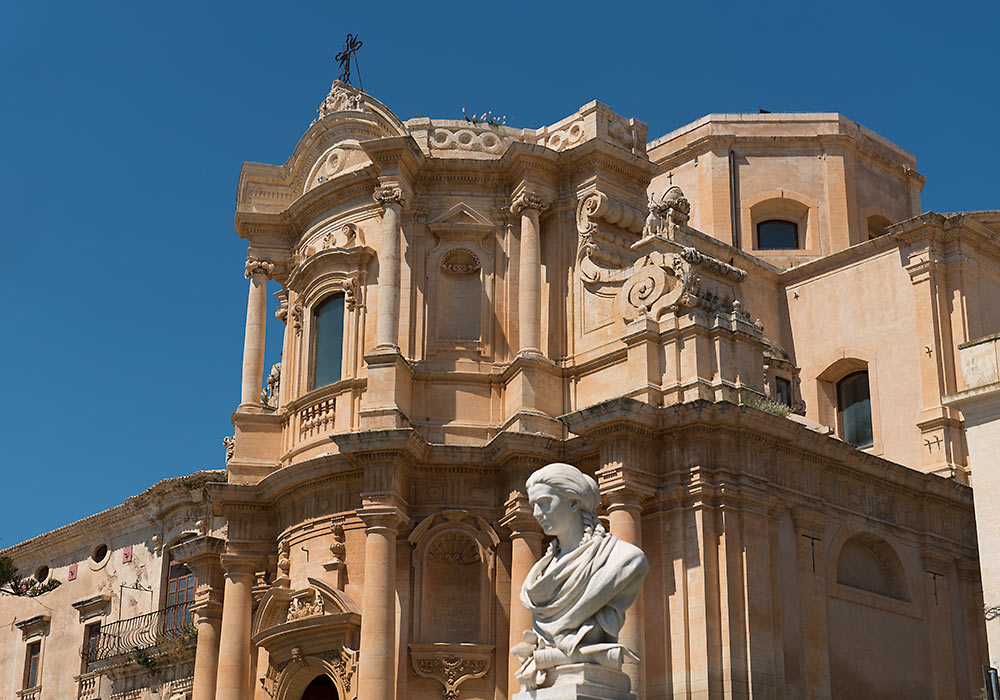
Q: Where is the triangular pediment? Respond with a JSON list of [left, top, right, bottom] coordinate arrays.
[[429, 202, 494, 229]]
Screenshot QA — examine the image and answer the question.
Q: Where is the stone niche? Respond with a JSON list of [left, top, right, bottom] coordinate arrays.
[[409, 509, 498, 644], [407, 510, 498, 700], [425, 202, 496, 358]]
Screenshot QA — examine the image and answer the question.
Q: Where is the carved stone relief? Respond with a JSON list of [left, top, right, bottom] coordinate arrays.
[[439, 248, 481, 275], [315, 82, 367, 121]]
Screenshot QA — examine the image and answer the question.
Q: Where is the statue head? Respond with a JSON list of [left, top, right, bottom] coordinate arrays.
[[525, 463, 602, 545]]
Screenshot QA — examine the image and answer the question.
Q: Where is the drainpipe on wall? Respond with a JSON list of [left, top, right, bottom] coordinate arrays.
[[729, 149, 741, 249]]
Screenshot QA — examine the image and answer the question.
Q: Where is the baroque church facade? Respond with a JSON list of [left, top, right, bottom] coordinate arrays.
[[3, 79, 999, 700]]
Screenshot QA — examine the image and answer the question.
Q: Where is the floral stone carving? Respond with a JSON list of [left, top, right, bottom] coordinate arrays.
[[410, 644, 493, 699]]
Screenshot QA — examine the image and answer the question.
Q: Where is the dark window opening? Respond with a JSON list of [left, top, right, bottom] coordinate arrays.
[[775, 377, 792, 407], [24, 641, 40, 689], [302, 674, 339, 700], [868, 215, 892, 240], [756, 219, 799, 250], [312, 294, 346, 390], [837, 371, 873, 448], [92, 544, 108, 563], [82, 622, 101, 673]]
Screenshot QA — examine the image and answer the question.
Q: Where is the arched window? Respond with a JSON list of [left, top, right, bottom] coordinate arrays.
[[756, 219, 799, 250], [837, 371, 873, 447], [312, 294, 345, 390]]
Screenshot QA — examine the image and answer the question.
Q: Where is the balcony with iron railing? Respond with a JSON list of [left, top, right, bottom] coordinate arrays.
[[88, 601, 197, 674]]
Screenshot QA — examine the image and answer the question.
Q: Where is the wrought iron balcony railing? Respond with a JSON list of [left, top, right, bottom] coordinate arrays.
[[88, 601, 196, 665]]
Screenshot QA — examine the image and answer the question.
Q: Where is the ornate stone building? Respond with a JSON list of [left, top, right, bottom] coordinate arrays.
[[3, 79, 998, 700]]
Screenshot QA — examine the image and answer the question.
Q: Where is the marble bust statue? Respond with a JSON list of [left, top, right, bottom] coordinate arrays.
[[513, 462, 649, 692]]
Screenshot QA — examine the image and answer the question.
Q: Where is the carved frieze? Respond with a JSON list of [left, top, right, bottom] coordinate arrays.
[[430, 127, 509, 154]]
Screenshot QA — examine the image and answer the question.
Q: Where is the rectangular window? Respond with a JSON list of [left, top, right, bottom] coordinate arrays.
[[23, 640, 40, 689], [166, 561, 197, 630], [82, 622, 101, 673], [775, 377, 792, 407]]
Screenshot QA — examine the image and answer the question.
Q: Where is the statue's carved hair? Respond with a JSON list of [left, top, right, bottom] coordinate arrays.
[[526, 462, 601, 515], [527, 462, 607, 546]]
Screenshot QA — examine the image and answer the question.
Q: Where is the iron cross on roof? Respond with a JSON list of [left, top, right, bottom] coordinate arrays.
[[335, 33, 363, 90]]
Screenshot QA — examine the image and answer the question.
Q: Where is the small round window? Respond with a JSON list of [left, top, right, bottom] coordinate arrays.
[[34, 566, 49, 583], [92, 544, 109, 563]]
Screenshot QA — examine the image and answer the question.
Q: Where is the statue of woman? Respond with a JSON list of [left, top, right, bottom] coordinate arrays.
[[513, 462, 649, 690]]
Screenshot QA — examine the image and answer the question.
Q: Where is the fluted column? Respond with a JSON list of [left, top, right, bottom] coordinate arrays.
[[240, 258, 274, 407], [358, 507, 406, 700], [606, 492, 645, 696], [500, 492, 544, 697], [374, 186, 407, 350], [215, 554, 258, 700], [511, 192, 548, 355]]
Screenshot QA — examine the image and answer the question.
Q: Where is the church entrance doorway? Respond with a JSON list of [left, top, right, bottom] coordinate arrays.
[[300, 674, 338, 700]]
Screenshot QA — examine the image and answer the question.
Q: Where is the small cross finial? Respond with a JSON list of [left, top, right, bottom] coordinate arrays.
[[335, 33, 363, 89]]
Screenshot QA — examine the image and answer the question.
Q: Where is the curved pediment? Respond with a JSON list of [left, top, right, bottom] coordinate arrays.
[[236, 81, 409, 214]]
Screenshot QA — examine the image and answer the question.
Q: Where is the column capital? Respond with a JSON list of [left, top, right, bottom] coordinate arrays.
[[499, 490, 544, 539], [511, 190, 548, 215], [190, 598, 224, 621], [245, 257, 274, 280], [220, 552, 264, 579], [357, 502, 408, 533], [373, 185, 409, 209]]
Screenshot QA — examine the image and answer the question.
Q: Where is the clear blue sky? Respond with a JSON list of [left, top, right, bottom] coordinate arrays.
[[2, 1, 997, 548]]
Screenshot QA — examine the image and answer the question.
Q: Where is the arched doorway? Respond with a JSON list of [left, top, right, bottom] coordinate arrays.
[[300, 674, 338, 700]]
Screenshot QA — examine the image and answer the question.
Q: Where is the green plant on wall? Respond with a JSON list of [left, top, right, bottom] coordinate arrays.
[[130, 647, 158, 673], [0, 555, 61, 597]]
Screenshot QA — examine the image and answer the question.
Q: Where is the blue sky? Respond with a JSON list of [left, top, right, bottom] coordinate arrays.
[[2, 0, 997, 548]]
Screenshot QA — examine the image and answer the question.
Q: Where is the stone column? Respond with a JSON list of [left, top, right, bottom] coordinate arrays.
[[373, 186, 407, 350], [500, 492, 544, 697], [511, 191, 548, 355], [215, 554, 259, 700], [240, 258, 274, 408], [358, 507, 406, 700], [191, 602, 223, 700], [605, 491, 646, 697], [171, 536, 226, 700]]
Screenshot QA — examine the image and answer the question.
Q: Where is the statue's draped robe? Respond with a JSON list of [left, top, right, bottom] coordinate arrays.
[[518, 531, 648, 681]]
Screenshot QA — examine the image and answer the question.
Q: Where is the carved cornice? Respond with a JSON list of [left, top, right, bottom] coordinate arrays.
[[72, 594, 111, 622]]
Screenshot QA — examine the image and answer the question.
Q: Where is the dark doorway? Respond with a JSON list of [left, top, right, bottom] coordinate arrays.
[[301, 674, 338, 700]]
